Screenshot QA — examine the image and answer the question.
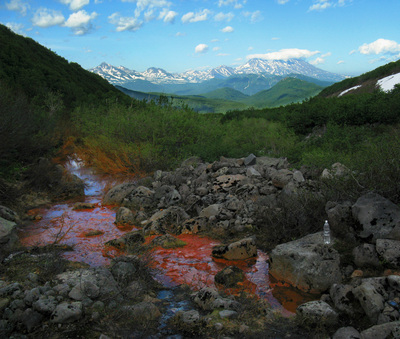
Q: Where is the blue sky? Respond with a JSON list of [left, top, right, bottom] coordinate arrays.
[[1, 0, 399, 76]]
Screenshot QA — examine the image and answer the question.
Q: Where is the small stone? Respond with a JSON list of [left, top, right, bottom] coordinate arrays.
[[351, 270, 364, 278], [219, 310, 238, 319], [214, 322, 224, 331]]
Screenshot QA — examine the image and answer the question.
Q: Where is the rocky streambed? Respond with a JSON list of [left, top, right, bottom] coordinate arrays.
[[1, 154, 400, 338]]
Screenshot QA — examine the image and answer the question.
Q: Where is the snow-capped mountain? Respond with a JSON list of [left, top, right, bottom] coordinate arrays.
[[90, 58, 345, 88]]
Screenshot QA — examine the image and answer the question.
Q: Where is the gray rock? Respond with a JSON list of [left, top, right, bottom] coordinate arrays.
[[33, 296, 57, 314], [246, 167, 261, 177], [115, 207, 135, 225], [378, 303, 400, 324], [214, 266, 245, 287], [353, 281, 385, 324], [352, 193, 400, 242], [296, 300, 339, 327], [199, 204, 221, 218], [332, 326, 361, 339], [376, 239, 400, 268], [0, 283, 21, 297], [103, 182, 136, 205], [330, 284, 362, 316], [51, 302, 83, 323], [360, 321, 400, 339], [0, 205, 20, 223], [292, 170, 305, 183], [105, 230, 145, 249], [256, 157, 289, 169], [143, 206, 189, 235], [21, 308, 43, 332], [24, 288, 41, 307], [68, 281, 100, 301], [181, 310, 200, 324], [325, 201, 355, 239], [353, 244, 380, 268], [0, 217, 18, 251], [212, 237, 257, 260], [387, 275, 400, 292], [56, 268, 119, 299], [271, 169, 293, 188], [181, 156, 202, 168], [244, 154, 256, 166], [193, 287, 240, 311], [269, 232, 342, 293]]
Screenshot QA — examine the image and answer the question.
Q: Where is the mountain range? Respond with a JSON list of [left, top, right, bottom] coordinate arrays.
[[90, 58, 345, 96]]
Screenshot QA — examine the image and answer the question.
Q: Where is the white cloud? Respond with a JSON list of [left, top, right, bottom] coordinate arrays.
[[109, 13, 143, 32], [6, 0, 29, 16], [176, 31, 185, 36], [358, 38, 400, 55], [218, 0, 247, 9], [221, 26, 234, 33], [64, 10, 98, 35], [247, 48, 320, 61], [32, 8, 65, 28], [182, 9, 211, 23], [248, 46, 254, 51], [60, 0, 90, 11], [159, 9, 177, 23], [213, 46, 221, 51], [195, 44, 208, 53], [214, 12, 234, 22], [337, 60, 345, 64], [5, 22, 25, 35], [310, 57, 325, 65], [277, 0, 290, 4], [309, 0, 332, 11], [271, 37, 280, 40], [242, 10, 262, 23], [217, 53, 229, 56]]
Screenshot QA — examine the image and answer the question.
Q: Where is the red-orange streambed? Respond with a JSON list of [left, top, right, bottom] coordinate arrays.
[[18, 159, 317, 314]]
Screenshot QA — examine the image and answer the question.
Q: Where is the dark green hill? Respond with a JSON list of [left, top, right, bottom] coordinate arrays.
[[202, 87, 249, 100], [0, 24, 126, 108], [319, 59, 400, 97], [243, 78, 323, 108]]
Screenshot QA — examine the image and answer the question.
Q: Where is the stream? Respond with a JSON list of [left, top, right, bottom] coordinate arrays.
[[18, 158, 315, 319]]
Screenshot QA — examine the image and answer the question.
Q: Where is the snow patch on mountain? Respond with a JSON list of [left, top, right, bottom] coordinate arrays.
[[339, 85, 362, 97], [377, 72, 400, 92]]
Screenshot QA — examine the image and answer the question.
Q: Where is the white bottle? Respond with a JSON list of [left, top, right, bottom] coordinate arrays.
[[323, 220, 331, 245]]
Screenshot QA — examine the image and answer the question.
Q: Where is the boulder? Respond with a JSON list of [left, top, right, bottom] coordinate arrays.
[[271, 169, 293, 189], [51, 302, 83, 323], [103, 182, 136, 205], [72, 202, 96, 210], [115, 207, 135, 225], [143, 206, 190, 235], [353, 281, 385, 324], [352, 193, 400, 242], [244, 154, 257, 166], [0, 205, 20, 223], [353, 244, 380, 268], [193, 287, 240, 311], [123, 186, 155, 210], [332, 326, 361, 339], [360, 321, 400, 339], [214, 266, 245, 287], [0, 217, 18, 252], [325, 201, 355, 239], [180, 310, 200, 324], [296, 300, 339, 327], [330, 284, 363, 316], [212, 237, 257, 260], [105, 230, 144, 249], [181, 156, 202, 168], [269, 232, 342, 293], [376, 239, 400, 268]]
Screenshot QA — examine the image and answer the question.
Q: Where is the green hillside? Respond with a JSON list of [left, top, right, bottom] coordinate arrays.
[[319, 59, 400, 97], [202, 87, 249, 100], [243, 78, 323, 108], [0, 24, 129, 175]]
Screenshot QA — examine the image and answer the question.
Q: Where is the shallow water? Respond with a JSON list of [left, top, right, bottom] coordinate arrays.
[[19, 158, 316, 314]]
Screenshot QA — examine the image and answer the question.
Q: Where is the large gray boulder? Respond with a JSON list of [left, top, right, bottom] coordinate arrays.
[[51, 302, 83, 323], [353, 281, 385, 324], [142, 206, 189, 235], [269, 232, 342, 293], [212, 237, 257, 260], [103, 182, 136, 205], [376, 239, 400, 268], [296, 300, 339, 327], [352, 193, 400, 242], [360, 321, 400, 339], [0, 217, 18, 253]]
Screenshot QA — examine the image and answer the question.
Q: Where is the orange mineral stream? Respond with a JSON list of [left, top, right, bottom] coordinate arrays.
[[18, 159, 316, 314]]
